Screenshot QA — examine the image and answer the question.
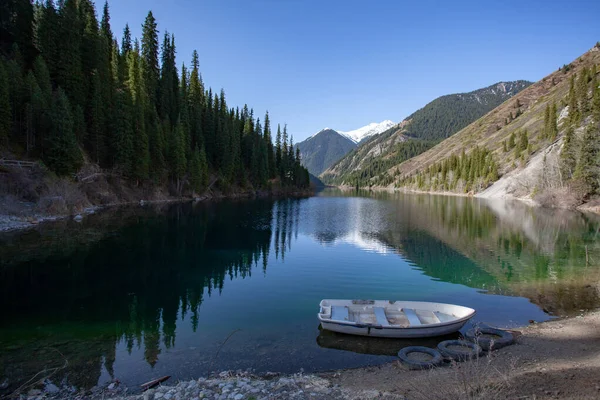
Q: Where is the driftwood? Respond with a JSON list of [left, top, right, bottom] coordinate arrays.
[[140, 375, 171, 391], [0, 159, 38, 170]]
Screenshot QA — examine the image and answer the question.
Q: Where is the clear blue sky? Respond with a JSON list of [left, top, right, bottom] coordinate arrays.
[[96, 0, 600, 141]]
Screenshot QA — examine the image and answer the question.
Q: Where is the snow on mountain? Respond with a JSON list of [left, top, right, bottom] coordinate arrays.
[[338, 120, 396, 143]]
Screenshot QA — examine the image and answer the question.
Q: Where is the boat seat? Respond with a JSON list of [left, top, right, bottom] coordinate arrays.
[[434, 311, 454, 323], [402, 308, 423, 326], [331, 306, 349, 321], [373, 307, 391, 326]]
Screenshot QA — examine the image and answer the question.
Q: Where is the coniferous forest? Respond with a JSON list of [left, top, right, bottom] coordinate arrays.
[[0, 0, 310, 195]]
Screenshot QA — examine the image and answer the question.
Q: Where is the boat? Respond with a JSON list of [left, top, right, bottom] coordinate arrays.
[[318, 299, 476, 338]]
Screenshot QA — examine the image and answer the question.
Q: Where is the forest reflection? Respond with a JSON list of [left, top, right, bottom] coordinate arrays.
[[0, 199, 304, 391]]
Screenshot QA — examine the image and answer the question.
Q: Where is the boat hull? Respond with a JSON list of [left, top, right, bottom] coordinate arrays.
[[318, 299, 475, 338], [320, 319, 470, 338]]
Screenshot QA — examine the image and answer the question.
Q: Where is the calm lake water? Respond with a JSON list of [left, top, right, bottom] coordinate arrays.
[[1, 189, 600, 392]]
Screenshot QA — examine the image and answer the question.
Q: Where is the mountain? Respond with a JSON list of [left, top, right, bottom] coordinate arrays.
[[339, 120, 397, 143], [296, 121, 398, 176], [320, 80, 532, 185], [351, 44, 600, 209], [296, 129, 357, 176]]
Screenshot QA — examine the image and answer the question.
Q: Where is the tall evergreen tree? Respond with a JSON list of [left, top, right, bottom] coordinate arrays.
[[263, 111, 275, 177], [0, 61, 10, 145], [45, 88, 82, 175], [275, 123, 282, 171], [560, 125, 577, 182], [57, 0, 84, 107], [114, 88, 134, 175], [574, 123, 600, 193], [141, 11, 159, 108], [568, 74, 579, 125]]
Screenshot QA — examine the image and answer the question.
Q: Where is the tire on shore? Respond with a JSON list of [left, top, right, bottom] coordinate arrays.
[[397, 346, 444, 370], [464, 327, 514, 351], [437, 340, 483, 361]]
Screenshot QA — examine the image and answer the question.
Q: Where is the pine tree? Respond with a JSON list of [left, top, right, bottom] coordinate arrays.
[[574, 123, 600, 193], [550, 103, 558, 140], [519, 130, 529, 151], [188, 50, 203, 149], [57, 0, 84, 107], [508, 131, 516, 148], [121, 24, 132, 54], [0, 61, 10, 145], [275, 123, 282, 171], [45, 88, 83, 175], [593, 76, 600, 122], [141, 11, 159, 109], [169, 119, 187, 192], [577, 67, 589, 115], [263, 111, 275, 177], [543, 104, 551, 139], [86, 73, 104, 164], [568, 74, 579, 124], [35, 0, 60, 82], [114, 88, 134, 175], [560, 125, 577, 181]]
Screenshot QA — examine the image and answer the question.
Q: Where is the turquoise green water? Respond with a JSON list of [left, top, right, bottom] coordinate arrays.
[[1, 190, 599, 392]]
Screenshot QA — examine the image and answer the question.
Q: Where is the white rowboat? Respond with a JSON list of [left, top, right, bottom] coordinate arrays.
[[318, 299, 476, 338]]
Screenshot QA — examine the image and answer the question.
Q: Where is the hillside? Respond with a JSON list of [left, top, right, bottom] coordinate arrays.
[[296, 129, 357, 176], [321, 81, 531, 186], [392, 44, 600, 208]]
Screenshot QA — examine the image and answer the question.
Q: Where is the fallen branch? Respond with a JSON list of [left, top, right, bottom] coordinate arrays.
[[207, 329, 241, 377], [3, 348, 68, 399]]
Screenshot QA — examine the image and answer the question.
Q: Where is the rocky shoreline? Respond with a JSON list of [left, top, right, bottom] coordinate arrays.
[[16, 371, 399, 400]]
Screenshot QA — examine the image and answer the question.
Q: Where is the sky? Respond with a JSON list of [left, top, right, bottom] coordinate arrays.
[[94, 0, 600, 141]]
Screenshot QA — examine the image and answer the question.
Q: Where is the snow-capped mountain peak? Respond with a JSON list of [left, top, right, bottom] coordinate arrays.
[[338, 120, 396, 143]]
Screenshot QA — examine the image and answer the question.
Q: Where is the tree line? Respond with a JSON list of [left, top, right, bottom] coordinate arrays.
[[558, 65, 600, 194], [0, 0, 309, 193], [402, 146, 499, 193]]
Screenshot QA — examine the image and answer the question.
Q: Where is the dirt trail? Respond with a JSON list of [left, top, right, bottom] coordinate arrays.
[[327, 310, 600, 399]]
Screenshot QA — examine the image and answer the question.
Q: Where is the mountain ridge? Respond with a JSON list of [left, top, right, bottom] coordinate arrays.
[[320, 80, 532, 185]]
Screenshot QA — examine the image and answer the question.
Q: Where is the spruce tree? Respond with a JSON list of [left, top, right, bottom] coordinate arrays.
[[508, 131, 516, 148], [275, 124, 282, 171], [263, 111, 275, 177], [519, 130, 529, 151], [550, 103, 558, 140], [560, 125, 577, 181], [114, 88, 134, 175], [35, 0, 60, 82], [543, 104, 550, 139], [57, 0, 84, 107], [577, 67, 589, 115], [169, 119, 187, 192], [87, 73, 104, 164], [568, 74, 579, 124], [141, 11, 159, 109], [45, 88, 82, 175], [0, 62, 10, 145], [574, 123, 600, 193]]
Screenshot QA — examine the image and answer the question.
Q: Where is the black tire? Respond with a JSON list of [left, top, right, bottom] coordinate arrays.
[[437, 340, 483, 361], [397, 346, 444, 370], [465, 327, 514, 351]]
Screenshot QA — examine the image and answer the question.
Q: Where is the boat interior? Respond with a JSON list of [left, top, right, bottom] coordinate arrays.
[[329, 304, 457, 327]]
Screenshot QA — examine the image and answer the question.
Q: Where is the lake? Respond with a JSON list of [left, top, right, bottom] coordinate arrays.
[[1, 189, 600, 393]]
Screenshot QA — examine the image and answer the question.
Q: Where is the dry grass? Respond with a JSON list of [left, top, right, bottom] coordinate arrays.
[[534, 180, 590, 209], [407, 352, 517, 400]]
